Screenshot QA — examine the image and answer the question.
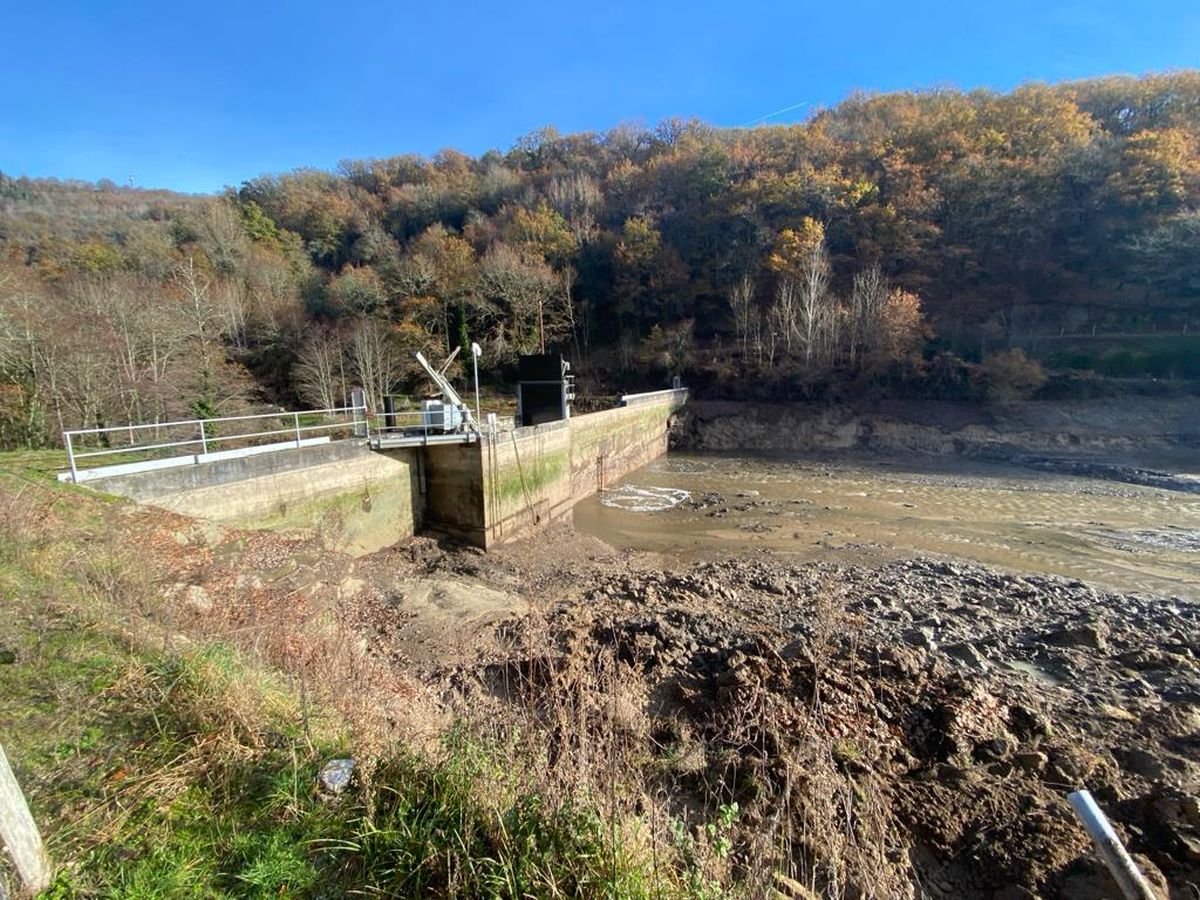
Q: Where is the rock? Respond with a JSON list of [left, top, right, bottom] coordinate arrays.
[[945, 641, 988, 672], [974, 737, 1012, 762], [1047, 748, 1104, 785], [317, 758, 356, 795], [935, 763, 975, 785], [903, 626, 936, 650], [992, 887, 1037, 900], [1014, 751, 1048, 774], [1045, 623, 1108, 651], [1182, 795, 1200, 827], [1008, 703, 1053, 740], [986, 760, 1014, 778], [1119, 748, 1168, 781], [182, 584, 213, 614]]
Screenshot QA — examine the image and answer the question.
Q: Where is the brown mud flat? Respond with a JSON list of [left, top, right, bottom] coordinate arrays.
[[86, 491, 1200, 897], [418, 532, 1200, 899]]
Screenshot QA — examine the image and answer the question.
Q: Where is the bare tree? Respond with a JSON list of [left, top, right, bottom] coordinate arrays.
[[174, 257, 220, 402], [213, 280, 250, 350], [173, 257, 252, 417], [477, 243, 560, 354], [349, 318, 402, 412], [294, 330, 348, 410], [797, 241, 832, 366], [728, 274, 755, 353], [848, 265, 888, 366], [547, 172, 601, 244], [750, 307, 766, 367], [197, 198, 249, 277], [772, 276, 800, 354]]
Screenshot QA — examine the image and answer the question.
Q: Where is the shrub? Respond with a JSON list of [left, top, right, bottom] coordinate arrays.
[[980, 349, 1047, 403]]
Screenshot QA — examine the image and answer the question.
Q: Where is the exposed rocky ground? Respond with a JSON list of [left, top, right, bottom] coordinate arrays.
[[130, 483, 1200, 898], [1010, 454, 1200, 495], [397, 537, 1200, 899]]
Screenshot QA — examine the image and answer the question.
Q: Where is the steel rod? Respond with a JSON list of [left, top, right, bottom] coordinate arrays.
[[64, 405, 366, 438], [1067, 790, 1159, 900], [65, 433, 77, 484]]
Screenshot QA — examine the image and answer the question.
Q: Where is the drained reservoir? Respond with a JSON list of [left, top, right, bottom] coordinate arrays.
[[572, 451, 1200, 598]]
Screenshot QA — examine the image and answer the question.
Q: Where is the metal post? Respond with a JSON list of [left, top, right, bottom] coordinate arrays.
[[0, 743, 52, 895], [293, 412, 302, 448], [65, 432, 78, 484], [199, 420, 208, 456], [471, 342, 482, 429], [1067, 790, 1159, 900]]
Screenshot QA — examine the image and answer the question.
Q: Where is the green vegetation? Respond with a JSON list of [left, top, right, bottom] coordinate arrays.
[[0, 462, 723, 897], [3, 72, 1200, 447], [495, 447, 569, 503], [1044, 334, 1200, 380]]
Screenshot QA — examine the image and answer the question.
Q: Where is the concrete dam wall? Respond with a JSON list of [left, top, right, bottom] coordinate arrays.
[[425, 388, 689, 547], [86, 389, 688, 551]]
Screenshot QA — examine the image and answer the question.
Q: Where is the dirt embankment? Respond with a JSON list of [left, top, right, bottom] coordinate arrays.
[[98, 480, 1200, 898], [435, 539, 1200, 899], [673, 398, 1200, 461]]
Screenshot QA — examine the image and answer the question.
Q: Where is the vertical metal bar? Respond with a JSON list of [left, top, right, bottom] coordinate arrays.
[[294, 412, 302, 448], [199, 420, 208, 455], [1067, 790, 1158, 900], [65, 433, 78, 484]]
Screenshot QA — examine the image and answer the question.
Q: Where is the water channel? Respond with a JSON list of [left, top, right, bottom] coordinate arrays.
[[572, 452, 1200, 599]]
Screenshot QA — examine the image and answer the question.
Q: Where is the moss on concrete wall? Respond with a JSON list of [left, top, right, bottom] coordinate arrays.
[[477, 390, 687, 546], [493, 447, 569, 502]]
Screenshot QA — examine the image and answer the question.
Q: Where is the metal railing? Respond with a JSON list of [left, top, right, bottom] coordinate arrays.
[[366, 408, 486, 446], [62, 404, 369, 483]]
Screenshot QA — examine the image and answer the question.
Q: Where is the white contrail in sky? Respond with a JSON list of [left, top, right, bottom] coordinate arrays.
[[738, 100, 811, 128]]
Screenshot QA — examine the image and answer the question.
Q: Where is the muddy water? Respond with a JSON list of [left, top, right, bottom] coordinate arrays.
[[572, 452, 1200, 598]]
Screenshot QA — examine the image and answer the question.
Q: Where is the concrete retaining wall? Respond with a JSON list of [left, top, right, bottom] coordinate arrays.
[[89, 441, 423, 556]]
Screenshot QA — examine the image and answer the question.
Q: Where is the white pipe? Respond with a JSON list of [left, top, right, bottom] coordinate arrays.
[[1067, 790, 1159, 900]]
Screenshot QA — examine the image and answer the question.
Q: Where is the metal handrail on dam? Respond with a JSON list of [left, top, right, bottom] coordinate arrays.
[[58, 402, 491, 484], [60, 404, 371, 484]]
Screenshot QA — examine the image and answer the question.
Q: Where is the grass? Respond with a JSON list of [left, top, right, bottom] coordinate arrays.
[[1042, 334, 1200, 379], [0, 456, 707, 898]]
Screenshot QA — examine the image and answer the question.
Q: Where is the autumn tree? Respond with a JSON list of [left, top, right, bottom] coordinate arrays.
[[477, 243, 560, 356]]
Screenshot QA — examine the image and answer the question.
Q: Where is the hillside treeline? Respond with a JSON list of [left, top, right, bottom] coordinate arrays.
[[1, 73, 1198, 446]]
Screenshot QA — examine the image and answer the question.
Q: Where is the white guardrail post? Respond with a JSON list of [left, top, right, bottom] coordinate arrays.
[[0, 743, 52, 895], [65, 431, 78, 484]]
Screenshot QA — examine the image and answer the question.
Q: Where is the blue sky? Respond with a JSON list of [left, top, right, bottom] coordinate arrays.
[[2, 0, 1196, 194]]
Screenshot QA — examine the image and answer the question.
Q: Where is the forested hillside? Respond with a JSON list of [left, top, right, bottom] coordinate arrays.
[[2, 73, 1198, 447]]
